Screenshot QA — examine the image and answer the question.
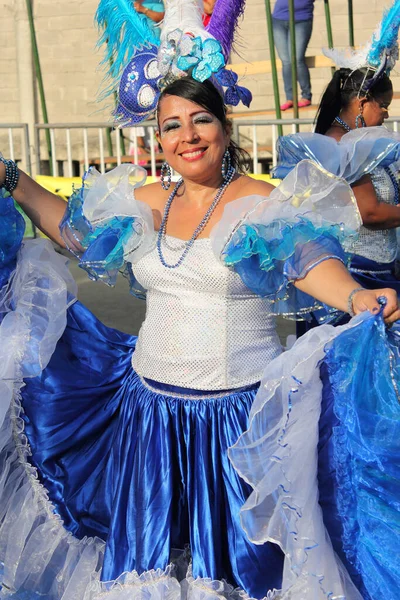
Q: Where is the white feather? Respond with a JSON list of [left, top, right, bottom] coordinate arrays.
[[322, 43, 372, 70]]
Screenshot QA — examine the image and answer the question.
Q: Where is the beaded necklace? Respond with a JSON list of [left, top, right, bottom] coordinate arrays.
[[334, 116, 351, 132], [157, 166, 236, 269]]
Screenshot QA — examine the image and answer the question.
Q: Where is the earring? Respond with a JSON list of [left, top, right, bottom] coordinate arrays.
[[221, 149, 232, 180], [355, 113, 366, 128], [160, 162, 172, 190]]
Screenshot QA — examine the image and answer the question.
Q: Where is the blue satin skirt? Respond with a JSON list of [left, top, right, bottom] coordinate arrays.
[[20, 300, 283, 598]]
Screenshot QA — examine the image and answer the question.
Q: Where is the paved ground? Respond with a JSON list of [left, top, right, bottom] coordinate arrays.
[[68, 256, 295, 345]]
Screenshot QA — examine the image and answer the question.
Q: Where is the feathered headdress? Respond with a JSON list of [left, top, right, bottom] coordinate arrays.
[[323, 0, 400, 93], [95, 0, 251, 126]]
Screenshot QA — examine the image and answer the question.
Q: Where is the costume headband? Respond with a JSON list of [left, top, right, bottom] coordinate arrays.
[[323, 0, 400, 94], [96, 0, 252, 126]]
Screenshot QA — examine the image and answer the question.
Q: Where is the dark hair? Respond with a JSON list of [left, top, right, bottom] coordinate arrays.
[[157, 77, 250, 174], [314, 68, 393, 134]]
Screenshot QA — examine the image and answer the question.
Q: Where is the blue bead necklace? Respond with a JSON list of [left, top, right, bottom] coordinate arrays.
[[334, 116, 351, 132], [157, 166, 236, 269]]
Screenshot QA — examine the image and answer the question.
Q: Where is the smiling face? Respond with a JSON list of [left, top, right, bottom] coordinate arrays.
[[156, 94, 230, 183]]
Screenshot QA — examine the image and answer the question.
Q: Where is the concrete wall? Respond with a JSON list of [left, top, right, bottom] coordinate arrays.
[[1, 0, 399, 170]]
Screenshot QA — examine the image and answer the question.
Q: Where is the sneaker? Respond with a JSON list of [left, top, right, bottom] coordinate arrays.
[[298, 98, 312, 108], [280, 101, 293, 111]]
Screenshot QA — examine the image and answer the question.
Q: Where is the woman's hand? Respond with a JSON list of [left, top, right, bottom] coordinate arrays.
[[352, 288, 400, 324]]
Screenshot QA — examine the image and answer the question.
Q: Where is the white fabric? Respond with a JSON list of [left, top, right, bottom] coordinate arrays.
[[229, 316, 368, 600], [210, 160, 362, 261], [132, 235, 282, 389], [82, 165, 155, 263]]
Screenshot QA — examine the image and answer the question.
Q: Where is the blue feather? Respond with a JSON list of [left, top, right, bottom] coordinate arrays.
[[96, 0, 160, 98], [367, 0, 400, 68]]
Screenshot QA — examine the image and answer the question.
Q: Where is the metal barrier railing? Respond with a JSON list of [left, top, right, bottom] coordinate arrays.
[[35, 122, 159, 178], [0, 123, 32, 175], [1, 117, 399, 179]]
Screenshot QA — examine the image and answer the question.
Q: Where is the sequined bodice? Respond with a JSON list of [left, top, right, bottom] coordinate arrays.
[[349, 167, 398, 263], [131, 235, 282, 390]]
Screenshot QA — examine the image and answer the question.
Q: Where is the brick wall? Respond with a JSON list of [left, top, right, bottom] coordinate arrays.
[[1, 0, 399, 166]]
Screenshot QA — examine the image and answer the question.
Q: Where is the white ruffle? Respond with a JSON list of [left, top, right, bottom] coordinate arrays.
[[210, 160, 362, 260], [0, 238, 277, 599], [82, 165, 155, 264], [229, 316, 369, 600]]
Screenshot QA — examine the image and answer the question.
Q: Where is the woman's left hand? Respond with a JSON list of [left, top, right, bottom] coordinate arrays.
[[352, 288, 400, 324]]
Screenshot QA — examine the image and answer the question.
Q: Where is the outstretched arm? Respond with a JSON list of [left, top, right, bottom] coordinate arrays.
[[295, 257, 400, 324], [0, 162, 67, 247]]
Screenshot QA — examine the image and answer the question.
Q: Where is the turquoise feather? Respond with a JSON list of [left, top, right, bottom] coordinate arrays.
[[96, 0, 160, 97], [367, 0, 400, 68]]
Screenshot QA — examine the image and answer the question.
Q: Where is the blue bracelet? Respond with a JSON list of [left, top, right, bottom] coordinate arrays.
[[0, 156, 19, 194]]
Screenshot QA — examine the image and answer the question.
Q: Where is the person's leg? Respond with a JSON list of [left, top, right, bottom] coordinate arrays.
[[294, 19, 313, 101], [272, 18, 293, 102]]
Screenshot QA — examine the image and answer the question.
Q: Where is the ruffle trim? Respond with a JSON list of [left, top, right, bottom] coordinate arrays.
[[229, 317, 367, 600], [59, 165, 155, 295], [326, 315, 400, 600], [222, 217, 348, 321]]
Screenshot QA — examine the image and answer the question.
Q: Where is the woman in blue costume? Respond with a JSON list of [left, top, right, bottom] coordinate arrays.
[[1, 1, 400, 599], [275, 68, 400, 305]]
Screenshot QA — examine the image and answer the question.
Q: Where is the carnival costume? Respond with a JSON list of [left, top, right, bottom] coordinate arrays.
[[1, 1, 400, 599], [274, 1, 400, 295]]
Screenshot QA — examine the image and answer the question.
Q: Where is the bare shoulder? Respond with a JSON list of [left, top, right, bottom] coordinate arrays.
[[133, 181, 168, 210], [232, 174, 276, 198]]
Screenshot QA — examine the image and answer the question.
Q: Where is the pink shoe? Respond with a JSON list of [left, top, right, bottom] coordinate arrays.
[[298, 98, 311, 108], [280, 101, 293, 111]]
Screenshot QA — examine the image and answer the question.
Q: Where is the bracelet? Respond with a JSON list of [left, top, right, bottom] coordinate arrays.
[[347, 287, 365, 316], [0, 156, 20, 194]]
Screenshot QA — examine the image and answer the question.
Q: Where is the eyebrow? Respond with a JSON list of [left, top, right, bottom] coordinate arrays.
[[161, 110, 212, 126]]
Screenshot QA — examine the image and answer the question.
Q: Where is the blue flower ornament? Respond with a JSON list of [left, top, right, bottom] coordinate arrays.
[[177, 37, 225, 82]]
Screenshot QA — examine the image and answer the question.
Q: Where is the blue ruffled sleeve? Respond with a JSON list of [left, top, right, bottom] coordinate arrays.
[[59, 164, 155, 299], [211, 160, 362, 320], [0, 191, 25, 290], [273, 127, 400, 182]]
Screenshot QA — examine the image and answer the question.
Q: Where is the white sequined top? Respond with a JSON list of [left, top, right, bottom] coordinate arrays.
[[131, 235, 282, 390], [348, 166, 398, 263]]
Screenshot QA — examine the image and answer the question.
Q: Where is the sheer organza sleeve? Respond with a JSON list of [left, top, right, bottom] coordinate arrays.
[[59, 164, 155, 297], [211, 160, 361, 320], [273, 126, 400, 182]]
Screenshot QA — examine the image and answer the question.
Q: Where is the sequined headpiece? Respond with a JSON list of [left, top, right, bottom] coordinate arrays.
[[323, 0, 400, 95], [96, 0, 251, 126]]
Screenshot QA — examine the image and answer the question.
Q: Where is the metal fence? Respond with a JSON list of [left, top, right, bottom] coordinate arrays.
[[3, 118, 400, 178], [0, 123, 32, 175]]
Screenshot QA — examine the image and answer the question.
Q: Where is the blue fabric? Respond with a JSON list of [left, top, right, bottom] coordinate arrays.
[[318, 312, 400, 600], [21, 300, 283, 597], [272, 131, 400, 181], [59, 182, 146, 294], [272, 17, 313, 100], [222, 217, 347, 320], [0, 193, 25, 290], [273, 0, 314, 21], [349, 255, 400, 294]]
